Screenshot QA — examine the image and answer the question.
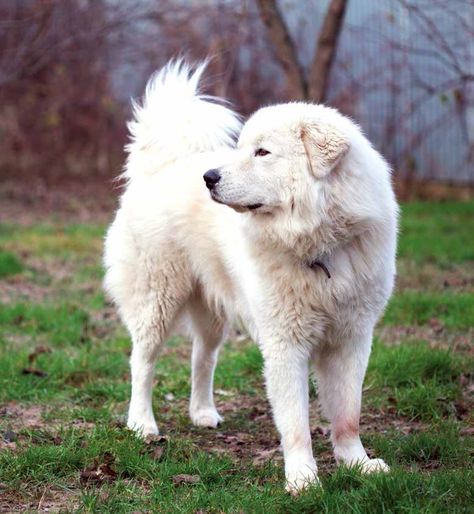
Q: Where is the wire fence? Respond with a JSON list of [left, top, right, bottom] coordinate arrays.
[[320, 0, 474, 183]]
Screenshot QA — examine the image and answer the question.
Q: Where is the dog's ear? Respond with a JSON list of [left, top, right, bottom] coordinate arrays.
[[300, 122, 349, 178]]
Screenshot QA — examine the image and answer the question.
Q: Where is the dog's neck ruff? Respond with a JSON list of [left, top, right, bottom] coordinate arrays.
[[308, 259, 331, 279]]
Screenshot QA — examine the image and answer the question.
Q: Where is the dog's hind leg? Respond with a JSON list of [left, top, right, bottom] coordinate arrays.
[[312, 333, 390, 473], [186, 296, 226, 428], [107, 252, 192, 437], [126, 306, 168, 437]]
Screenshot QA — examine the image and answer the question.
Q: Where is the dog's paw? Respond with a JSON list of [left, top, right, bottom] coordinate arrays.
[[190, 408, 223, 428], [359, 458, 390, 474], [127, 418, 159, 437], [285, 462, 320, 495]]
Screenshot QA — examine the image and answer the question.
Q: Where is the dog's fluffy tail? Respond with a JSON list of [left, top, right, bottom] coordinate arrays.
[[124, 59, 241, 179]]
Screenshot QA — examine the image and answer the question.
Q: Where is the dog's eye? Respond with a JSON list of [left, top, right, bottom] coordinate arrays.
[[255, 148, 270, 157]]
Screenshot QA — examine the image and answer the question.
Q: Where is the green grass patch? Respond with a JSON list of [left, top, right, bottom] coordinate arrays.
[[399, 201, 474, 265], [0, 302, 91, 346], [383, 291, 474, 328], [0, 223, 105, 258], [367, 341, 469, 421], [369, 340, 464, 388], [1, 428, 472, 513], [215, 341, 263, 393], [0, 335, 130, 405], [0, 250, 24, 278], [0, 426, 268, 512], [367, 423, 471, 469]]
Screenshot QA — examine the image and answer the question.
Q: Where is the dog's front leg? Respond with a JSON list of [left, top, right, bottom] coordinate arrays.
[[313, 333, 389, 474], [262, 342, 319, 494]]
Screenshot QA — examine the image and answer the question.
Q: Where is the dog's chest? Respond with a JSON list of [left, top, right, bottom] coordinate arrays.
[[258, 261, 370, 345]]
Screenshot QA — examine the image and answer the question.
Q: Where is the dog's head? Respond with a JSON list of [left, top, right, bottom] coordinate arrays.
[[203, 103, 350, 215]]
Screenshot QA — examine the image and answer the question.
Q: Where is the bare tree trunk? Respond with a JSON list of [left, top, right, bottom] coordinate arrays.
[[308, 0, 348, 103], [257, 0, 347, 103], [255, 0, 307, 100]]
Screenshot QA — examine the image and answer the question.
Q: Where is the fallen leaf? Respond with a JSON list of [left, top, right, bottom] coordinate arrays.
[[80, 453, 118, 486], [252, 448, 278, 466], [454, 401, 468, 419], [28, 345, 52, 364], [151, 446, 164, 460], [102, 451, 115, 464], [21, 367, 48, 378], [172, 474, 200, 486], [140, 434, 168, 460], [0, 440, 17, 450], [3, 430, 17, 443], [111, 417, 126, 429], [428, 317, 444, 334], [144, 434, 168, 445]]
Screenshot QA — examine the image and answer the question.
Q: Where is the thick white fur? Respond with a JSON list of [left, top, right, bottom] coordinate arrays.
[[104, 61, 398, 493]]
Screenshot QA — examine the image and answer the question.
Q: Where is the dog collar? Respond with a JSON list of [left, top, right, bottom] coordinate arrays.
[[308, 259, 331, 279]]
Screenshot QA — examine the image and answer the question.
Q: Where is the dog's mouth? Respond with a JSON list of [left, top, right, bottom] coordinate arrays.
[[210, 192, 263, 212], [246, 203, 263, 210]]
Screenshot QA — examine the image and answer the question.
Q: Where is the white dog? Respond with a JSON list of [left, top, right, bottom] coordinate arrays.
[[104, 61, 398, 493]]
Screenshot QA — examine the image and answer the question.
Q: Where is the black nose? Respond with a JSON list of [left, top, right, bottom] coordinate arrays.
[[203, 169, 221, 189]]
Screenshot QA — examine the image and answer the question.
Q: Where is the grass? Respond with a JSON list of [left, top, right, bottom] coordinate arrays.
[[398, 201, 474, 265], [0, 250, 24, 278], [366, 340, 468, 421], [383, 292, 474, 328], [0, 200, 473, 513]]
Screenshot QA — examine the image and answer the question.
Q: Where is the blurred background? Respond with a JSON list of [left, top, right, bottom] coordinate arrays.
[[1, 0, 473, 221]]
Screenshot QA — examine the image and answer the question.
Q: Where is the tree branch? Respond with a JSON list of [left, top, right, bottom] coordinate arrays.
[[255, 0, 307, 99], [308, 0, 348, 103]]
